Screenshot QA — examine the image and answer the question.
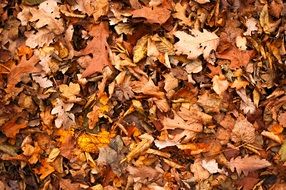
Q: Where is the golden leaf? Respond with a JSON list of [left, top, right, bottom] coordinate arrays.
[[77, 130, 114, 153], [133, 35, 149, 63]]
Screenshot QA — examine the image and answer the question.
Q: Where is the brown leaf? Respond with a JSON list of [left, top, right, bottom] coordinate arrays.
[[75, 0, 109, 22], [59, 179, 81, 190], [5, 55, 40, 95], [228, 156, 271, 176], [131, 1, 171, 24], [76, 22, 111, 77], [231, 116, 255, 144]]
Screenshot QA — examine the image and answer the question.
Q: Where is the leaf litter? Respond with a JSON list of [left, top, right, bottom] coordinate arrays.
[[0, 0, 286, 189]]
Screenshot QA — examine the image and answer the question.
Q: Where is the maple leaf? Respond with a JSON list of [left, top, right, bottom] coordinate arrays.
[[228, 156, 271, 176], [216, 46, 255, 69], [76, 22, 111, 77], [174, 29, 219, 61], [5, 55, 40, 95], [131, 1, 171, 25]]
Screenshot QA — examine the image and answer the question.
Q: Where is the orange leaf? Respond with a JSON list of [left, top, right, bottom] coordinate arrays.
[[76, 22, 111, 77], [34, 159, 55, 180], [216, 46, 255, 69], [1, 117, 28, 138], [131, 1, 171, 25], [5, 55, 40, 95]]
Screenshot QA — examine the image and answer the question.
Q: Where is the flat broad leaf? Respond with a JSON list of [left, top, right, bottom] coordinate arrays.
[[174, 29, 219, 61]]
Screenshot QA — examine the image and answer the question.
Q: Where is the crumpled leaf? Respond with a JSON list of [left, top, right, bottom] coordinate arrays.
[[77, 130, 114, 153], [73, 0, 109, 22], [25, 29, 55, 48], [243, 17, 258, 36], [122, 133, 154, 162], [228, 156, 271, 176], [201, 159, 222, 174], [34, 159, 55, 180], [191, 159, 210, 181], [279, 141, 286, 161], [260, 4, 281, 34], [212, 75, 229, 95], [174, 29, 219, 61]]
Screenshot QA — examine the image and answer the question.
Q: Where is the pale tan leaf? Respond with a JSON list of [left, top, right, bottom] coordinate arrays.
[[174, 30, 219, 61], [228, 156, 271, 175], [231, 116, 255, 144]]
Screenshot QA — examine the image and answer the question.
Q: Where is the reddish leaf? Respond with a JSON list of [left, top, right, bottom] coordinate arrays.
[[216, 46, 255, 69], [76, 22, 111, 77], [131, 1, 171, 24], [5, 55, 40, 94]]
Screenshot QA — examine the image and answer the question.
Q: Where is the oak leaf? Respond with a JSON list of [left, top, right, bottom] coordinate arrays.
[[131, 2, 171, 24], [216, 46, 255, 69], [74, 0, 109, 22], [228, 156, 271, 175], [51, 98, 75, 128], [59, 82, 81, 102], [76, 23, 110, 77], [1, 117, 28, 138], [5, 55, 40, 95], [174, 29, 219, 61]]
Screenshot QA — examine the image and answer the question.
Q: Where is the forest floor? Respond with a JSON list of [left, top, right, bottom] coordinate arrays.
[[0, 0, 286, 189]]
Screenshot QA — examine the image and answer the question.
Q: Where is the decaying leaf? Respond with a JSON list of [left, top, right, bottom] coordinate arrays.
[[228, 156, 271, 175], [231, 116, 255, 144], [260, 4, 281, 34]]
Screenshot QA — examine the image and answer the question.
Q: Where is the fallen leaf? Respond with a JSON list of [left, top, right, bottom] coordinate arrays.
[[1, 117, 28, 138], [59, 179, 81, 190], [174, 29, 219, 61], [279, 141, 286, 161], [76, 22, 111, 77], [212, 75, 229, 95], [5, 55, 40, 95], [59, 82, 81, 102], [228, 156, 271, 176], [131, 2, 171, 24], [260, 4, 281, 34], [133, 35, 148, 63], [191, 159, 210, 181], [74, 0, 109, 22], [201, 159, 222, 174], [77, 130, 114, 153], [34, 159, 55, 180], [51, 98, 75, 128], [216, 46, 255, 69], [231, 116, 255, 144], [243, 18, 258, 36]]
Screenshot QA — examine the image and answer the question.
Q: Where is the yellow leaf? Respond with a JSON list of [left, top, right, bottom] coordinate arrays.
[[260, 4, 281, 34], [133, 35, 149, 63], [77, 130, 114, 153]]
